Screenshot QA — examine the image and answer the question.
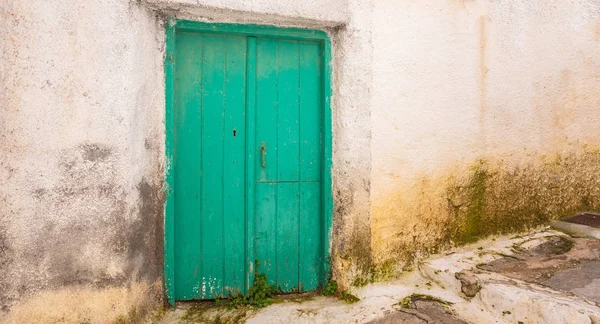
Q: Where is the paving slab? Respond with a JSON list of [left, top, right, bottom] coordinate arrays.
[[543, 261, 600, 304], [366, 300, 467, 324], [480, 234, 600, 305], [415, 229, 600, 324]]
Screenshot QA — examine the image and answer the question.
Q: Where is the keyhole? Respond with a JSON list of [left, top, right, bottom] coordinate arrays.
[[233, 129, 237, 137]]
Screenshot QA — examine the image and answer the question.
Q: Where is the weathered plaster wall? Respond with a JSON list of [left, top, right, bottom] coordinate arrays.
[[145, 0, 349, 27], [329, 0, 374, 287], [1, 0, 166, 320], [1, 0, 373, 319], [4, 0, 597, 318], [370, 0, 600, 276]]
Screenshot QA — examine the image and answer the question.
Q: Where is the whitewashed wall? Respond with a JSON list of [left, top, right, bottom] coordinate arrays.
[[2, 0, 600, 320], [370, 0, 600, 271]]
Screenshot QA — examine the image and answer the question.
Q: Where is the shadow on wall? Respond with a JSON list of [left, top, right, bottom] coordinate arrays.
[[371, 146, 600, 278]]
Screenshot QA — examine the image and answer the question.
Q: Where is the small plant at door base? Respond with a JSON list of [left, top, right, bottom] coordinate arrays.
[[322, 280, 338, 296], [217, 268, 281, 309], [246, 272, 281, 307]]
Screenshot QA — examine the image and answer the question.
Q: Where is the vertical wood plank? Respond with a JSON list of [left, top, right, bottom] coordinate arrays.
[[277, 41, 300, 181], [201, 34, 226, 298], [298, 42, 322, 291], [254, 183, 277, 283], [223, 35, 247, 296], [299, 182, 321, 291], [174, 32, 204, 300], [276, 182, 300, 291], [255, 39, 278, 182], [254, 38, 279, 284], [299, 42, 322, 182], [164, 20, 176, 306], [245, 37, 257, 293]]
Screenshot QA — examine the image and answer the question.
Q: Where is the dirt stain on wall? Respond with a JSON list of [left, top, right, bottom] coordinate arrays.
[[332, 182, 374, 288], [0, 226, 12, 312], [371, 147, 600, 275], [81, 143, 113, 162], [1, 281, 162, 324], [130, 178, 165, 281], [0, 142, 165, 316]]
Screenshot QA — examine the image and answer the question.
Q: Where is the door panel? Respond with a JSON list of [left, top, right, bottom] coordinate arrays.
[[222, 36, 247, 295], [174, 33, 247, 300], [254, 38, 323, 292], [172, 30, 325, 300]]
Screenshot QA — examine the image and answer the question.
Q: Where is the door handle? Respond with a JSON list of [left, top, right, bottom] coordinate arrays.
[[260, 144, 266, 168]]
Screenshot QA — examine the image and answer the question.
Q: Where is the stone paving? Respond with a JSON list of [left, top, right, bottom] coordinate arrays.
[[158, 223, 600, 324], [481, 235, 600, 305]]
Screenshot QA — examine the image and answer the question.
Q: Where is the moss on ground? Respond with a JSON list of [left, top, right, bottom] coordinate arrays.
[[397, 294, 453, 309], [180, 303, 250, 324], [339, 291, 360, 304]]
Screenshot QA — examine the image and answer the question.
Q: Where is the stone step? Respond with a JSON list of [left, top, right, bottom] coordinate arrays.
[[419, 230, 600, 324]]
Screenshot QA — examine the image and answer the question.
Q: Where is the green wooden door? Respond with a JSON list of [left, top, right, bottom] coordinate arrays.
[[169, 23, 330, 302], [254, 39, 323, 292]]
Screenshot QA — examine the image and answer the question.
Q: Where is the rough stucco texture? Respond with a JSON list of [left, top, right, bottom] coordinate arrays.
[[1, 0, 166, 317], [329, 0, 373, 287], [370, 0, 600, 275], [3, 0, 600, 319], [145, 0, 349, 27], [1, 0, 370, 318]]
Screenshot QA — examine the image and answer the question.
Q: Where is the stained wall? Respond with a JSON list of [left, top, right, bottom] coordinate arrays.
[[2, 0, 600, 320], [370, 0, 600, 274]]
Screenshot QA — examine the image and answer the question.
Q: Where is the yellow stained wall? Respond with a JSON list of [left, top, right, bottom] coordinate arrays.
[[370, 0, 600, 276]]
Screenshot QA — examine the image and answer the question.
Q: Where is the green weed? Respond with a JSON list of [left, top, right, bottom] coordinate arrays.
[[217, 267, 281, 309], [322, 281, 338, 296]]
